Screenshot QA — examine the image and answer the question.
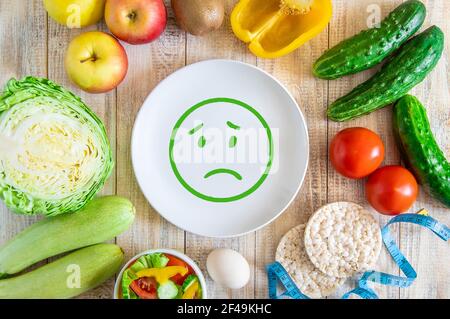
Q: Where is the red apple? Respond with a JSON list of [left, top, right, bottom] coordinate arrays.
[[105, 0, 167, 45], [65, 31, 128, 93]]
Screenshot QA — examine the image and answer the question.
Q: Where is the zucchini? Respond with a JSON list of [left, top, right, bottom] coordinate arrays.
[[0, 196, 135, 278], [393, 95, 450, 208], [313, 0, 426, 79], [327, 26, 444, 122], [0, 244, 124, 299]]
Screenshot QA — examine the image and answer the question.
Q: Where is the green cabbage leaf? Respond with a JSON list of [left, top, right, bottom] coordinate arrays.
[[0, 77, 113, 216]]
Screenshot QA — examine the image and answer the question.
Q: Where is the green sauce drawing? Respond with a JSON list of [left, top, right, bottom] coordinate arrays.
[[169, 98, 273, 203]]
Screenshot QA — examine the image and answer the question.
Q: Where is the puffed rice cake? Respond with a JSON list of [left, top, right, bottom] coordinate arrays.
[[304, 202, 382, 278], [276, 224, 346, 298]]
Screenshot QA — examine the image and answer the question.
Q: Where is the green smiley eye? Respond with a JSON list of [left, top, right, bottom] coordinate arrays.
[[229, 136, 237, 148], [198, 136, 206, 148]]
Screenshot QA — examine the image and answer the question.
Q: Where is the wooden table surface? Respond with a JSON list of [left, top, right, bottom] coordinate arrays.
[[0, 0, 449, 299]]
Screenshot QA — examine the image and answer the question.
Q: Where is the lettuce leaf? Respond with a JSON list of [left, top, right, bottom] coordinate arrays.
[[148, 253, 169, 268]]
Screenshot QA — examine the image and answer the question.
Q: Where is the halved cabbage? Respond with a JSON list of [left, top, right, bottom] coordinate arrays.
[[0, 77, 113, 216]]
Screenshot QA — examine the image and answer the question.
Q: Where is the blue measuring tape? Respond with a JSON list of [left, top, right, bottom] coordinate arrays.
[[267, 209, 450, 299], [266, 261, 310, 299]]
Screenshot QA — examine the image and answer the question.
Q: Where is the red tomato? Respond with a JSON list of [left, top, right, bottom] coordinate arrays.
[[130, 277, 158, 299], [330, 127, 385, 179], [166, 254, 194, 285], [366, 166, 418, 215]]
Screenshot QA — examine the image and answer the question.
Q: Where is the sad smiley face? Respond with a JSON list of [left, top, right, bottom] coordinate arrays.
[[169, 98, 273, 202]]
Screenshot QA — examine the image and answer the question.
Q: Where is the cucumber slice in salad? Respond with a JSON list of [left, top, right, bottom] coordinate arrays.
[[181, 275, 202, 299], [182, 275, 198, 292], [157, 281, 179, 299]]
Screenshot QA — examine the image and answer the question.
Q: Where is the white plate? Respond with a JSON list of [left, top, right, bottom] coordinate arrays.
[[132, 59, 309, 237]]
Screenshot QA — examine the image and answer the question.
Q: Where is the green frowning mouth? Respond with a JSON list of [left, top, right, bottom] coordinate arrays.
[[204, 168, 243, 181]]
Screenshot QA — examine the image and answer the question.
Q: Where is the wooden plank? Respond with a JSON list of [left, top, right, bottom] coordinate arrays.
[[184, 0, 257, 299], [400, 0, 450, 299], [0, 0, 47, 266], [254, 11, 329, 300], [115, 0, 186, 286], [46, 17, 116, 299], [0, 0, 448, 300], [326, 0, 401, 299]]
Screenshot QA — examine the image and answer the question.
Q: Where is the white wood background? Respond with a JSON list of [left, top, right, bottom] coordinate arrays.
[[0, 0, 449, 299]]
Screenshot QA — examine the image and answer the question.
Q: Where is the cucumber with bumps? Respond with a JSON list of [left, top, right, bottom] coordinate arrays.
[[327, 26, 444, 122], [313, 0, 426, 79], [393, 95, 450, 209], [0, 244, 124, 299]]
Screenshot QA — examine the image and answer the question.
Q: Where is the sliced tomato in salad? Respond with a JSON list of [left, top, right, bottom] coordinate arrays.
[[165, 254, 194, 285], [130, 277, 158, 299]]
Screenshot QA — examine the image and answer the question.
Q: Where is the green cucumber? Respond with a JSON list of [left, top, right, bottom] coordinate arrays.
[[313, 0, 426, 79], [393, 95, 450, 208], [157, 281, 179, 299], [327, 26, 444, 122], [0, 244, 124, 299], [0, 196, 135, 278]]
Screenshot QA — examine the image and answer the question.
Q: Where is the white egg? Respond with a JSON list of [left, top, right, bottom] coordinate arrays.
[[206, 248, 250, 289]]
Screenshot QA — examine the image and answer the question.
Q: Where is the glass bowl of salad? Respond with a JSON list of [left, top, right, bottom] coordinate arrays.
[[114, 249, 207, 299]]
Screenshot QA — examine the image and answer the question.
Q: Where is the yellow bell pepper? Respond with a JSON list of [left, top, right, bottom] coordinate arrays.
[[136, 266, 188, 284], [181, 280, 199, 299], [231, 0, 332, 59]]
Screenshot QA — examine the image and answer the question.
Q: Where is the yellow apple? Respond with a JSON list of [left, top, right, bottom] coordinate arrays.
[[65, 31, 128, 93], [43, 0, 106, 28]]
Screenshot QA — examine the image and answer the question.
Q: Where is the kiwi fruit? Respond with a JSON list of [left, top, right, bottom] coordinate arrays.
[[171, 0, 224, 36]]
